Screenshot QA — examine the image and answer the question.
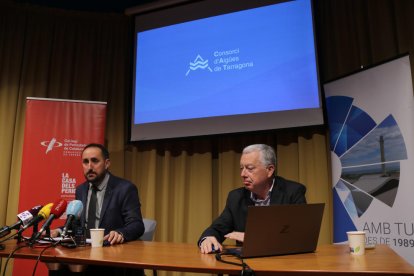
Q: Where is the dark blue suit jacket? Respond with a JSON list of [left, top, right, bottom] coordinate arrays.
[[76, 173, 145, 242], [198, 176, 307, 244]]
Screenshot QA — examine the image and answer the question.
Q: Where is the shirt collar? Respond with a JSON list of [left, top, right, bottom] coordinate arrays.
[[250, 177, 275, 204], [89, 172, 110, 191]]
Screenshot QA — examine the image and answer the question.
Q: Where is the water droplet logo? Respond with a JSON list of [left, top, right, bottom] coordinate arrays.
[[185, 55, 213, 76]]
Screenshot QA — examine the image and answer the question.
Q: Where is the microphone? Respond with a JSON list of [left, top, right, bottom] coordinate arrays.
[[17, 203, 53, 235], [0, 205, 43, 238], [31, 199, 67, 242], [61, 200, 83, 237]]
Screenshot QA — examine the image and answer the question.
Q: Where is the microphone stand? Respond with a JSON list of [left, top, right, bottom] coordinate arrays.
[[16, 221, 38, 243], [45, 226, 51, 238], [17, 229, 24, 243], [28, 222, 40, 247]]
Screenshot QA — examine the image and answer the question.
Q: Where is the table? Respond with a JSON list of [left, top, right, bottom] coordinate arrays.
[[0, 240, 240, 275], [246, 244, 414, 275], [1, 240, 414, 275]]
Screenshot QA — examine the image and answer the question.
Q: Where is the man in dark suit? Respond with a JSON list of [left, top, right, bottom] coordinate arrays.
[[78, 143, 144, 244], [51, 143, 144, 246], [198, 144, 306, 254], [49, 144, 145, 275]]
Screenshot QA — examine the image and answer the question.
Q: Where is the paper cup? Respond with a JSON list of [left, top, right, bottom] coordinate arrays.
[[90, 228, 105, 248], [347, 231, 366, 255]]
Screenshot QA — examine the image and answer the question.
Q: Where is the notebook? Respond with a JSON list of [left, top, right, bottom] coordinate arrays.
[[225, 203, 325, 258]]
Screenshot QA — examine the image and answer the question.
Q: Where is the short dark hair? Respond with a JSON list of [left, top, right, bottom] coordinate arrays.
[[82, 143, 110, 159]]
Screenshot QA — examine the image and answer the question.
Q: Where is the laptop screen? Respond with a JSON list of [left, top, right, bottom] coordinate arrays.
[[238, 203, 325, 258]]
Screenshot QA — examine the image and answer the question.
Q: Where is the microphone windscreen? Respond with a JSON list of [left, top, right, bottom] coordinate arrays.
[[50, 199, 67, 218], [28, 205, 43, 217], [17, 205, 43, 226], [66, 200, 83, 218], [38, 203, 54, 219]]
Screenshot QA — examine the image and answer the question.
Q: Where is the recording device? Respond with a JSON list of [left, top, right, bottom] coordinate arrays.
[[0, 205, 42, 238], [74, 226, 86, 247], [17, 203, 53, 235], [61, 200, 83, 237], [31, 199, 67, 242]]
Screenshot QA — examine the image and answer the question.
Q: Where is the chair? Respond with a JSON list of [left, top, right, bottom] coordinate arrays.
[[140, 218, 157, 241], [140, 218, 157, 276]]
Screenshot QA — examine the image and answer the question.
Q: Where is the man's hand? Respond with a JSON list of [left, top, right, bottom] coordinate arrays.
[[224, 231, 245, 242], [200, 236, 222, 254], [104, 230, 124, 245], [41, 229, 60, 238], [49, 229, 61, 238]]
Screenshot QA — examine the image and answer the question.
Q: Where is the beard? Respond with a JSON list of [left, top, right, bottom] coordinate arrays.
[[85, 169, 107, 185]]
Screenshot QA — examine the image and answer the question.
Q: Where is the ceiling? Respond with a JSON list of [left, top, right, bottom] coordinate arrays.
[[14, 0, 156, 13]]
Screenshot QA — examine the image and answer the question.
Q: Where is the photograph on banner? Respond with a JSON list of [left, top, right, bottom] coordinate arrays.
[[324, 55, 414, 265]]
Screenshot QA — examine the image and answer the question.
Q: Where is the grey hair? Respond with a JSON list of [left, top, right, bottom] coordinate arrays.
[[242, 144, 276, 167]]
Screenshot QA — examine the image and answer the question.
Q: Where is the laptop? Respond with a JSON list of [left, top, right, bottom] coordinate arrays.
[[225, 203, 325, 258]]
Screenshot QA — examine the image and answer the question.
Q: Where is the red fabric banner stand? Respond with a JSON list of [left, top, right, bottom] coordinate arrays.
[[14, 98, 106, 276]]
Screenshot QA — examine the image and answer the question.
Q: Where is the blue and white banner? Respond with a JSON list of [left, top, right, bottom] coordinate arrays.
[[324, 55, 414, 265]]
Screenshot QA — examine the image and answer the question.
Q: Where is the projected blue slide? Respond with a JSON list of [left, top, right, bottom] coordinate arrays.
[[134, 0, 318, 124]]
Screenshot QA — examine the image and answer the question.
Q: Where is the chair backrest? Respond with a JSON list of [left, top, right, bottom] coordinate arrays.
[[139, 218, 157, 241]]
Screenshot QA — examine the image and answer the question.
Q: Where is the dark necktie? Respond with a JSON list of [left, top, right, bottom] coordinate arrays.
[[87, 185, 98, 232]]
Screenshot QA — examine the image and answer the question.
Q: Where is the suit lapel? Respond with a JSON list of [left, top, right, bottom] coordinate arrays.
[[270, 176, 283, 204], [80, 183, 89, 227], [99, 174, 114, 226], [241, 189, 253, 227]]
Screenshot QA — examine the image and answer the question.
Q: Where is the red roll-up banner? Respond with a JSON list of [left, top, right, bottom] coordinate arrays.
[[14, 98, 106, 276]]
